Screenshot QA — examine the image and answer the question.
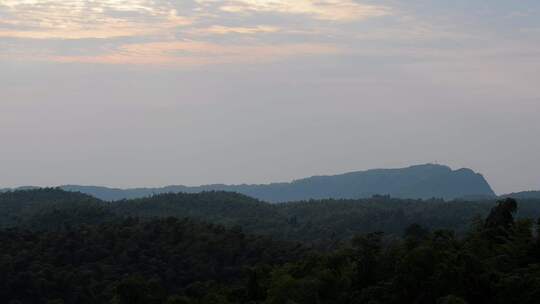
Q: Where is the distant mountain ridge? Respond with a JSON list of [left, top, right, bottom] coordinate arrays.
[[2, 164, 496, 202], [501, 191, 540, 200]]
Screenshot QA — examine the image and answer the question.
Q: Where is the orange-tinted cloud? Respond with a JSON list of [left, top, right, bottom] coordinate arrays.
[[197, 0, 391, 21], [0, 0, 191, 39], [0, 0, 390, 66], [51, 41, 343, 66]]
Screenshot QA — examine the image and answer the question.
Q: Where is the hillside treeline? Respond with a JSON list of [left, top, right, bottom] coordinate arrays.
[[1, 189, 540, 303], [2, 189, 540, 242]]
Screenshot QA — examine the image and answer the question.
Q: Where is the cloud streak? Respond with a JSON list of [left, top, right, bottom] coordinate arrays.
[[50, 41, 343, 66], [1, 0, 538, 69], [0, 0, 192, 39], [0, 0, 391, 65], [198, 0, 391, 21]]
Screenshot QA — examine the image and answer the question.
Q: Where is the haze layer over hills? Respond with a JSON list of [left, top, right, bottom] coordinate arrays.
[[12, 164, 496, 202]]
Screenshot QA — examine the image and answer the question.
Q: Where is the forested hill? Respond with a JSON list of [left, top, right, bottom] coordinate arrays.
[[0, 217, 308, 304], [2, 189, 540, 303], [0, 189, 114, 229], [54, 164, 496, 202], [3, 188, 540, 242]]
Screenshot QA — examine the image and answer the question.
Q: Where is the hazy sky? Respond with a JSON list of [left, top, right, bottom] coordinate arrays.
[[1, 0, 539, 194]]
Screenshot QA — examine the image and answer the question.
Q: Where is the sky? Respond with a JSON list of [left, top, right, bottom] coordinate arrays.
[[1, 0, 539, 194]]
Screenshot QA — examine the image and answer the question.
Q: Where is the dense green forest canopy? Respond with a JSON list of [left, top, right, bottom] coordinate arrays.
[[0, 217, 307, 304], [1, 189, 540, 303], [2, 188, 540, 242], [0, 189, 113, 229]]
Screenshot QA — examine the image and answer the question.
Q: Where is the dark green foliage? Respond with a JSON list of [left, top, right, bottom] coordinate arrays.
[[256, 201, 540, 304], [485, 198, 518, 230], [110, 192, 282, 236], [272, 197, 540, 241], [0, 188, 115, 230], [437, 295, 468, 304], [105, 191, 540, 242], [3, 189, 540, 243], [0, 218, 307, 304], [404, 223, 430, 243], [3, 190, 540, 303]]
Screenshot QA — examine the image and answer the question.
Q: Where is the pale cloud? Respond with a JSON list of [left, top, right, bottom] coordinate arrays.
[[0, 0, 391, 41], [520, 27, 540, 34], [50, 41, 343, 66], [195, 25, 280, 35], [0, 0, 390, 65], [197, 0, 391, 21], [0, 27, 154, 40], [0, 0, 343, 66], [0, 0, 192, 39]]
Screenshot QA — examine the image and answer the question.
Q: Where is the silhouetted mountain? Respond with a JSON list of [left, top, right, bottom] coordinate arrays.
[[501, 191, 540, 200], [54, 164, 495, 202], [0, 188, 114, 229], [0, 186, 39, 192]]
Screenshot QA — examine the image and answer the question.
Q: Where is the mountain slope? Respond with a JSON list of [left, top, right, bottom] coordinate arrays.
[[4, 188, 540, 243], [57, 164, 495, 202], [0, 217, 307, 303], [501, 191, 540, 200], [0, 188, 114, 229]]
